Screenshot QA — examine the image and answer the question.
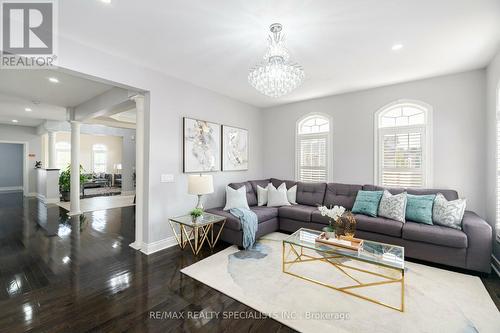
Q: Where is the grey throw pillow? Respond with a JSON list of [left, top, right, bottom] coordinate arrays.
[[432, 193, 466, 230], [378, 190, 407, 223]]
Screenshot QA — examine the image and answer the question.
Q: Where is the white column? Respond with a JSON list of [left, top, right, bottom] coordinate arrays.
[[48, 131, 56, 169], [69, 121, 81, 216], [130, 94, 144, 250]]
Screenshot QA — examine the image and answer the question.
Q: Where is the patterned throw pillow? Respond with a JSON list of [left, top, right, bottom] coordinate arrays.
[[432, 193, 466, 230], [378, 190, 407, 223], [406, 194, 435, 225], [352, 190, 383, 217]]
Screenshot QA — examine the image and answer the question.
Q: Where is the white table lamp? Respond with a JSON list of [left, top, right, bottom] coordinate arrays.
[[188, 174, 214, 209]]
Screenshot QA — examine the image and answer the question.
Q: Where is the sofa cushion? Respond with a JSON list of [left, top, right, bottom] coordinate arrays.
[[296, 182, 326, 206], [323, 183, 362, 210], [406, 188, 458, 201], [249, 179, 271, 193], [270, 178, 297, 190], [229, 181, 257, 206], [402, 221, 467, 248], [362, 184, 405, 194], [355, 214, 403, 237], [206, 206, 278, 231], [251, 206, 279, 222], [352, 190, 383, 217], [406, 194, 435, 225], [311, 210, 330, 225], [279, 205, 318, 222]]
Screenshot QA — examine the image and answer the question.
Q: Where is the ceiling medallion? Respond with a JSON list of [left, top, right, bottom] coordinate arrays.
[[248, 23, 305, 98]]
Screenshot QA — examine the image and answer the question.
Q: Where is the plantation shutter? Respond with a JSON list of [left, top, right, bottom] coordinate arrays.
[[380, 129, 424, 188], [297, 134, 328, 182]]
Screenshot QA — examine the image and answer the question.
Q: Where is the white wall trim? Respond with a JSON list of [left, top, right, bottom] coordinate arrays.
[[35, 193, 60, 204], [0, 186, 23, 192], [373, 99, 434, 187], [140, 236, 177, 255]]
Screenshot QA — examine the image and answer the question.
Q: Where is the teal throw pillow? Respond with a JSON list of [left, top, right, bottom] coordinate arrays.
[[352, 190, 383, 217], [405, 194, 436, 225]]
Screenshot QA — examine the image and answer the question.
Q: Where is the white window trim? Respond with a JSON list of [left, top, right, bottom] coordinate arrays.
[[92, 144, 108, 173], [55, 141, 71, 171], [373, 99, 433, 188], [295, 112, 333, 182]]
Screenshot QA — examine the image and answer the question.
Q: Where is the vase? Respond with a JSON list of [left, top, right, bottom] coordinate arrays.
[[322, 226, 335, 239]]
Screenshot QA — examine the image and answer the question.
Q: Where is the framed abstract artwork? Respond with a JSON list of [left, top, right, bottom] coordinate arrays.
[[183, 117, 221, 173], [222, 125, 249, 171]]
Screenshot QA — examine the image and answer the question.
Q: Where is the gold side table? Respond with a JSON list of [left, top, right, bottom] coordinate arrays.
[[169, 213, 226, 255]]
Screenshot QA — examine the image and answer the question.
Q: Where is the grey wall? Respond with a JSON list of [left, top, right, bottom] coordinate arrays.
[[0, 124, 42, 194], [262, 70, 487, 217], [0, 143, 23, 188], [486, 48, 500, 260], [59, 39, 265, 245]]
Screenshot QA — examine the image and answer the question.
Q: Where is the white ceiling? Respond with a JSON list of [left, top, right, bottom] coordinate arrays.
[[0, 70, 114, 107], [59, 0, 500, 108], [0, 70, 115, 127]]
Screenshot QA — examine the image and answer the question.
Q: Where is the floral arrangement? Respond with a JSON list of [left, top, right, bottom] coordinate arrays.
[[318, 205, 346, 232]]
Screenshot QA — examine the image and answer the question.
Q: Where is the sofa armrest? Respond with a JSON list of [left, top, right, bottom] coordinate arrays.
[[462, 211, 492, 273]]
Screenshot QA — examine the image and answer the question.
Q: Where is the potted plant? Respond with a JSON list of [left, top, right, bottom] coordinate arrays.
[[190, 208, 204, 223], [59, 165, 88, 202], [318, 205, 346, 239]]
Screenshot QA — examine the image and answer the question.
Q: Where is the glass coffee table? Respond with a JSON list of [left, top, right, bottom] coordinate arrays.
[[169, 213, 226, 255], [283, 228, 405, 312]]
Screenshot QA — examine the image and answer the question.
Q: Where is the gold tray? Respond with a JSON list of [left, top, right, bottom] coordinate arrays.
[[315, 232, 363, 251]]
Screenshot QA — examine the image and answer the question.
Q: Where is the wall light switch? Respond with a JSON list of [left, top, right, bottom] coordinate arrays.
[[161, 174, 174, 183]]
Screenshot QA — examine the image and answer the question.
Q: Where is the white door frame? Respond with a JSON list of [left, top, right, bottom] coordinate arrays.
[[0, 140, 29, 195]]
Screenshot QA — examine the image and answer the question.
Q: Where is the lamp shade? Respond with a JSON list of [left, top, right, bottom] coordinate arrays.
[[188, 174, 214, 195]]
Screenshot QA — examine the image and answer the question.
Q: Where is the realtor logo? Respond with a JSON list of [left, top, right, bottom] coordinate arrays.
[[1, 0, 57, 68]]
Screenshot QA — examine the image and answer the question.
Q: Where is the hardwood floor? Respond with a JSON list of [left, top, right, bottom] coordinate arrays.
[[0, 192, 294, 333], [0, 191, 498, 332]]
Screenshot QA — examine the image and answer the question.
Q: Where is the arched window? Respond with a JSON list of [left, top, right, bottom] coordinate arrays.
[[375, 100, 432, 188], [55, 142, 71, 170], [92, 144, 108, 173], [296, 114, 332, 182]]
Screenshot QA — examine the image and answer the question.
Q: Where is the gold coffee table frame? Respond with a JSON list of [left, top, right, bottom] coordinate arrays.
[[282, 228, 405, 312], [169, 213, 226, 255]]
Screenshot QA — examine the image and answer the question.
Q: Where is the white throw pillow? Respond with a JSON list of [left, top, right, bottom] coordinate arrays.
[[223, 185, 249, 211], [257, 184, 269, 206], [378, 190, 407, 223], [287, 184, 297, 205], [432, 193, 466, 230], [267, 183, 291, 207]]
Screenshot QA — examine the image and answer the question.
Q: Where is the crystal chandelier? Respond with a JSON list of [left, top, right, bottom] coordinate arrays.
[[248, 23, 305, 98]]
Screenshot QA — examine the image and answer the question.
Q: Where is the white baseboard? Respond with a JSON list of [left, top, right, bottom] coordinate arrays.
[[34, 193, 59, 204], [0, 186, 22, 192], [140, 236, 178, 255], [121, 190, 135, 196]]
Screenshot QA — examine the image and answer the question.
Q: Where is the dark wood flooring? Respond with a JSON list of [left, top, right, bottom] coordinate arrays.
[[0, 191, 498, 332]]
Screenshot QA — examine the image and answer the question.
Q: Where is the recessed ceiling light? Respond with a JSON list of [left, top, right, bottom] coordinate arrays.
[[391, 43, 403, 51], [100, 0, 111, 4], [12, 119, 18, 123], [48, 77, 59, 83], [25, 107, 32, 112], [62, 256, 70, 264]]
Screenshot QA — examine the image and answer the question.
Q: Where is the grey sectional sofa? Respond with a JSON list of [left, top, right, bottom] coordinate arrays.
[[206, 178, 493, 273]]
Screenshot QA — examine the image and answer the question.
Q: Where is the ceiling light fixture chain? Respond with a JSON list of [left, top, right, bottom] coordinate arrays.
[[248, 23, 305, 98]]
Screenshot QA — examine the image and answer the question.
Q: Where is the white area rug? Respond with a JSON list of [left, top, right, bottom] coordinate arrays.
[[57, 195, 135, 213], [181, 232, 500, 333]]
